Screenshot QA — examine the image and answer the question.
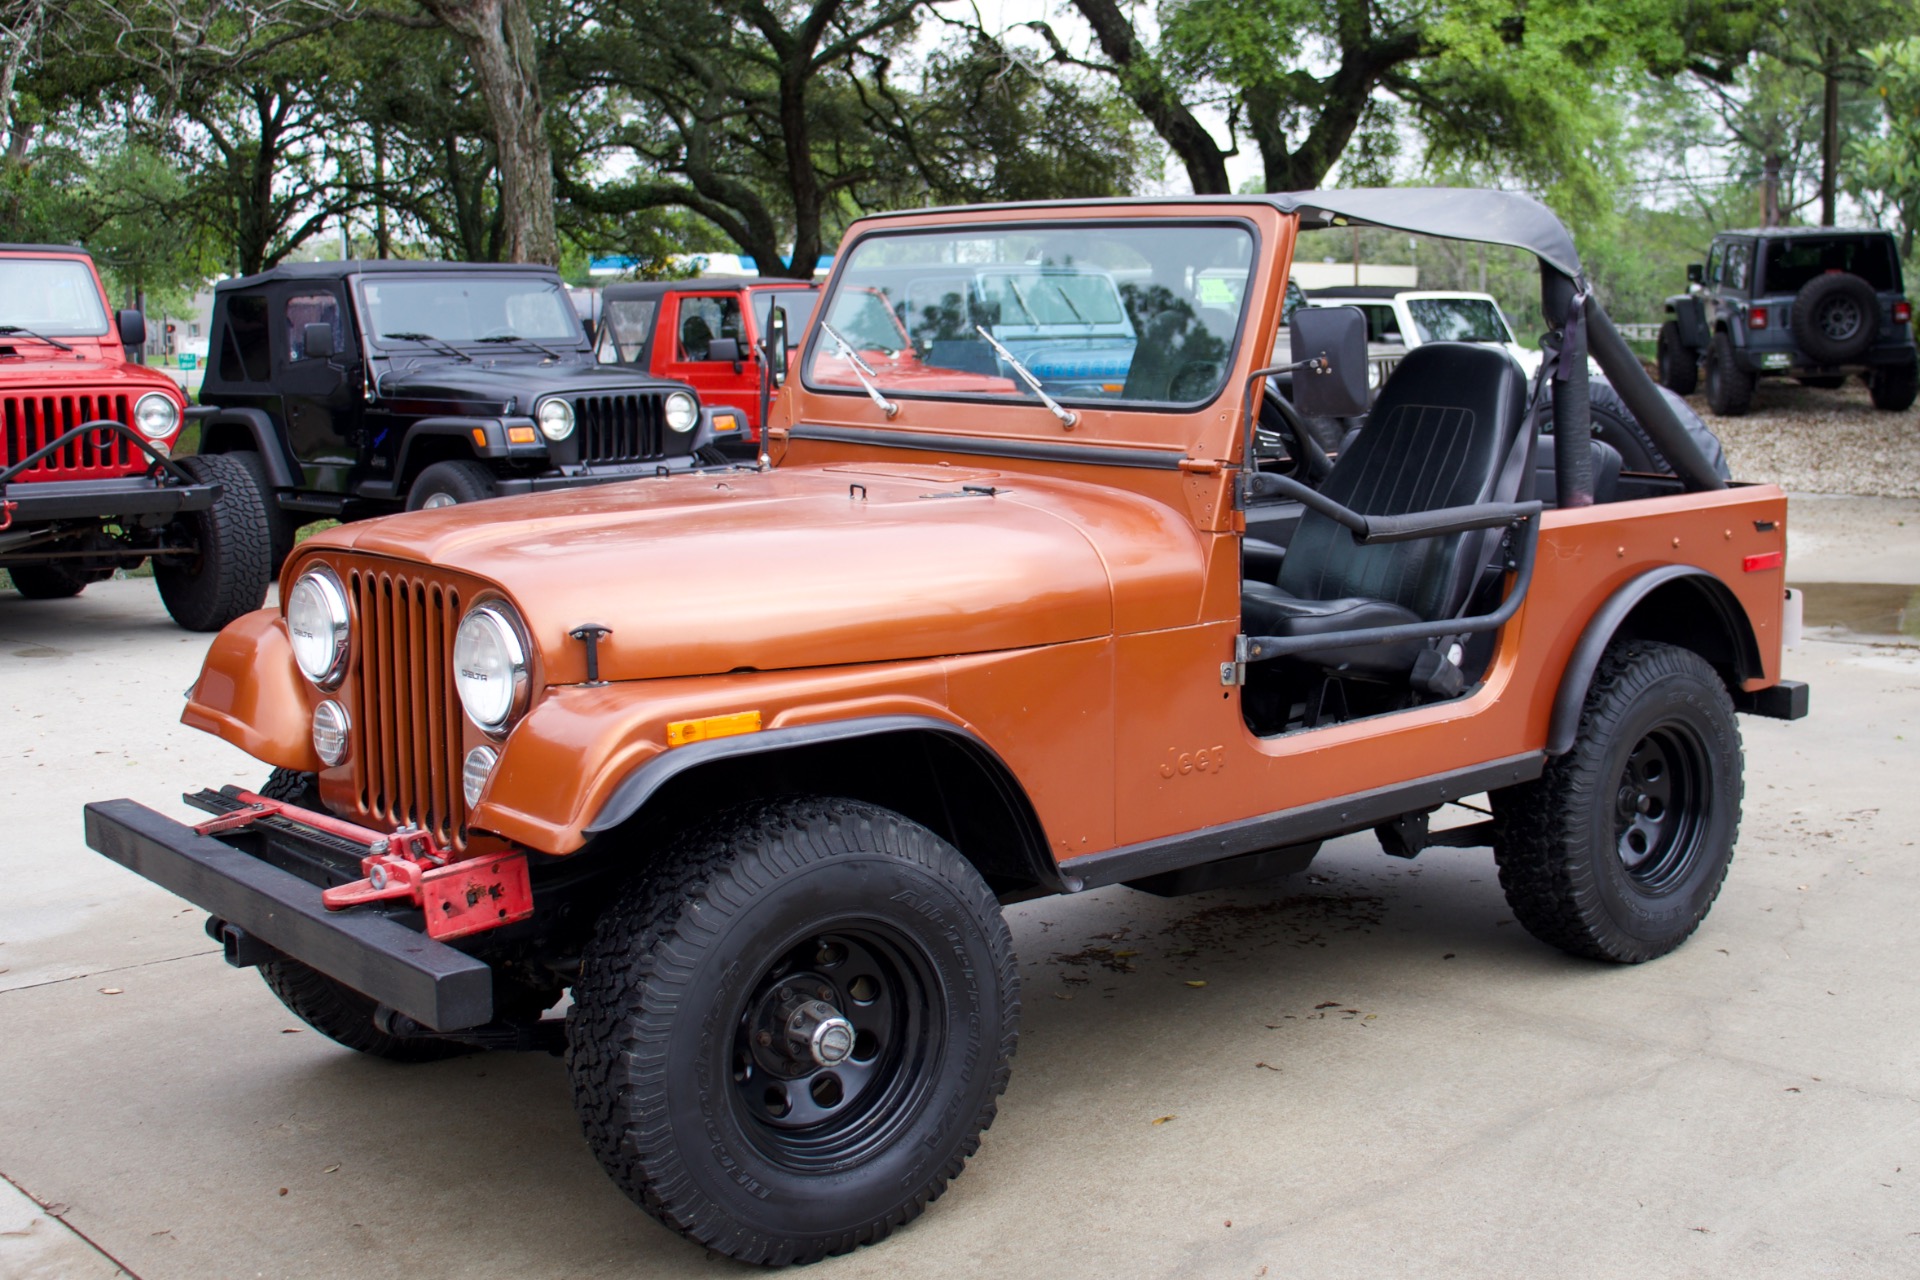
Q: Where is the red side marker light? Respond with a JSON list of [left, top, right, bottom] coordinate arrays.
[[1743, 550, 1784, 573]]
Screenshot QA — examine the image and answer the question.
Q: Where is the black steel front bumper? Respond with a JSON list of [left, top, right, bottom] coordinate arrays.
[[83, 800, 492, 1031], [1, 475, 217, 524]]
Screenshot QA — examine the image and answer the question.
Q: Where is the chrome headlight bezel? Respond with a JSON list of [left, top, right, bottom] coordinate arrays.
[[462, 744, 499, 808], [535, 396, 575, 441], [133, 392, 180, 440], [664, 391, 699, 433], [287, 565, 350, 688], [453, 601, 530, 734]]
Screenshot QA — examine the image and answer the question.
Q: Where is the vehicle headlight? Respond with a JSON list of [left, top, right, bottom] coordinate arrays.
[[454, 602, 529, 733], [313, 700, 351, 766], [133, 392, 180, 439], [664, 391, 699, 433], [536, 397, 574, 441], [462, 745, 499, 807], [287, 566, 350, 687]]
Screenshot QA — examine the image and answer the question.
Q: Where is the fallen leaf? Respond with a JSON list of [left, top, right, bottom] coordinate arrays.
[[1785, 1087, 1801, 1093], [1315, 1001, 1339, 1009], [1185, 980, 1207, 988], [1114, 950, 1140, 959], [281, 1028, 302, 1034], [1255, 1062, 1281, 1072], [1152, 1115, 1176, 1126], [278, 1188, 289, 1197], [98, 987, 123, 995], [1224, 1220, 1232, 1228], [44, 1204, 69, 1217], [151, 1229, 171, 1236], [1052, 993, 1073, 1001], [1442, 953, 1456, 960], [323, 1165, 340, 1174], [1363, 1014, 1377, 1021], [1689, 1226, 1711, 1234]]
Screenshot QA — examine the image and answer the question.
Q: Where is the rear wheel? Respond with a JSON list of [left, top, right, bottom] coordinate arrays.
[[406, 459, 497, 510], [1869, 360, 1918, 412], [153, 452, 272, 632], [8, 562, 95, 599], [1705, 330, 1754, 417], [1656, 320, 1698, 395], [568, 797, 1019, 1265], [1491, 642, 1742, 963]]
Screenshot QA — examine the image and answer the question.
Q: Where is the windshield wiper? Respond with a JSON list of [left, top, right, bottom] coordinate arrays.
[[381, 331, 471, 362], [475, 333, 566, 360], [0, 325, 74, 352], [819, 322, 899, 419], [974, 325, 1077, 428]]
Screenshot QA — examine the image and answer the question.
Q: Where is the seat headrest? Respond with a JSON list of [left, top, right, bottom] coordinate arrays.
[[1368, 342, 1527, 431]]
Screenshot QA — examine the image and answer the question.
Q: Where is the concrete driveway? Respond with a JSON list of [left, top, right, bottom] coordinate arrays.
[[2, 508, 1916, 1280]]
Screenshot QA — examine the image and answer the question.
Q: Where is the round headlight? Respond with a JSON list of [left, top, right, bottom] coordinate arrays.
[[454, 602, 529, 732], [664, 391, 698, 433], [462, 744, 499, 808], [133, 392, 180, 440], [313, 700, 351, 766], [287, 567, 349, 687], [536, 397, 575, 441]]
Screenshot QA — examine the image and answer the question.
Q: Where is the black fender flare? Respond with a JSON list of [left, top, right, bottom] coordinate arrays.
[[395, 416, 543, 481], [583, 713, 1062, 891], [1547, 566, 1763, 756], [185, 406, 299, 489], [1664, 294, 1707, 349]]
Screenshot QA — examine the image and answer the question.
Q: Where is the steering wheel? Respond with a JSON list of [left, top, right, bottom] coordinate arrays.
[[1259, 384, 1333, 485]]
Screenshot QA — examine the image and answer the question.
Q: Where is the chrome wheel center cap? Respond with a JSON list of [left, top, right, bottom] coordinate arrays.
[[787, 999, 855, 1066]]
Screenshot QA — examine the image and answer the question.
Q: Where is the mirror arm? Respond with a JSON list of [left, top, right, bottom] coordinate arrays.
[[1238, 359, 1329, 507]]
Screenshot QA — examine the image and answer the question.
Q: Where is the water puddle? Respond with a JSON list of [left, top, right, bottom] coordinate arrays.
[[1795, 582, 1920, 638]]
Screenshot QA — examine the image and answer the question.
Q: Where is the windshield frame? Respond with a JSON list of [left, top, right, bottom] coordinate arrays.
[[800, 216, 1262, 415], [353, 272, 589, 353], [0, 255, 111, 337]]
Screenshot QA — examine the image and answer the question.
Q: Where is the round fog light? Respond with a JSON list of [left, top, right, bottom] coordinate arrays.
[[462, 744, 499, 808], [312, 700, 351, 766]]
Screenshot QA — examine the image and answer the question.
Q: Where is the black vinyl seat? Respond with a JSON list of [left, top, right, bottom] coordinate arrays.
[[1242, 342, 1532, 677]]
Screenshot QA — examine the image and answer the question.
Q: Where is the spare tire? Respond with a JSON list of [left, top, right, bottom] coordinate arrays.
[[1792, 273, 1878, 364], [1539, 377, 1731, 480]]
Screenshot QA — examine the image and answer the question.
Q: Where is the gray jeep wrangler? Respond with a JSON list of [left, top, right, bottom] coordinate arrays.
[[1658, 227, 1917, 416]]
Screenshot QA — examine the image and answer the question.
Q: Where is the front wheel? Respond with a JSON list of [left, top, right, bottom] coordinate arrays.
[[8, 562, 97, 599], [568, 798, 1019, 1265], [1705, 330, 1754, 417], [1491, 642, 1742, 963], [1656, 320, 1698, 395], [406, 459, 498, 510]]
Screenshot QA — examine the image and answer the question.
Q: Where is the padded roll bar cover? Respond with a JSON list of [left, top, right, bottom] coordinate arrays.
[[1542, 268, 1594, 509], [1585, 296, 1727, 492]]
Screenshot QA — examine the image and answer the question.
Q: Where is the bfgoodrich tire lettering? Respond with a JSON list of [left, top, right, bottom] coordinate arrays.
[[1491, 642, 1743, 963], [567, 797, 1019, 1265]]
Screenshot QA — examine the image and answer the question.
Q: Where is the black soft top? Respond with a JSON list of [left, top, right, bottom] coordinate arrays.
[[0, 243, 94, 256], [216, 259, 565, 291], [601, 278, 816, 303]]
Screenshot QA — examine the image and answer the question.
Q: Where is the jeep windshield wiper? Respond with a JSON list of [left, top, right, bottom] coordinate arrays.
[[974, 325, 1078, 428], [475, 333, 566, 361], [381, 331, 471, 362], [819, 322, 899, 419], [0, 324, 74, 352]]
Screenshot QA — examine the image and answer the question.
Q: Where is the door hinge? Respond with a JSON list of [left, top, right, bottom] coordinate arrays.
[[1221, 634, 1250, 686]]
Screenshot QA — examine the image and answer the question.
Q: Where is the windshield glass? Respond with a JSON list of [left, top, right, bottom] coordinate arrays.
[[0, 258, 109, 336], [1406, 297, 1511, 344], [807, 222, 1255, 405], [1762, 236, 1901, 294], [361, 275, 582, 347], [751, 288, 822, 343]]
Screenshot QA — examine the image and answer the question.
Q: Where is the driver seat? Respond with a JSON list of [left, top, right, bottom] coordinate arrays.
[[1242, 342, 1532, 678]]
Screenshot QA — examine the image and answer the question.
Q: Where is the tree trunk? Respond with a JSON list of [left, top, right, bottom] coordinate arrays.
[[1761, 154, 1781, 227], [1820, 69, 1839, 227], [416, 0, 558, 264], [1067, 0, 1232, 194]]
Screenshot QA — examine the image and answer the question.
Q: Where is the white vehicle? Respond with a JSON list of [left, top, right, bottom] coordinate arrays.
[[1307, 286, 1540, 383]]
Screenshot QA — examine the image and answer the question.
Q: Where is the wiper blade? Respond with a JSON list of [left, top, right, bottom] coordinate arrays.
[[381, 331, 471, 362], [0, 324, 73, 352], [974, 325, 1077, 428], [819, 322, 899, 419], [475, 333, 565, 360]]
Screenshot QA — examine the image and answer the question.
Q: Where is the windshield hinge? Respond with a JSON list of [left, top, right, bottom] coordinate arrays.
[[1180, 458, 1223, 475], [1221, 634, 1250, 687]]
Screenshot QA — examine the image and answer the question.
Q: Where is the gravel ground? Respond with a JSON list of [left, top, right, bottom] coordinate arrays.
[[1688, 377, 1920, 497]]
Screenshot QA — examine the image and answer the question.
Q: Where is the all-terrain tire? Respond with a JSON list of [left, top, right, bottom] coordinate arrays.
[[258, 766, 322, 809], [1869, 360, 1918, 412], [567, 797, 1020, 1266], [258, 957, 471, 1062], [1656, 320, 1698, 395], [153, 452, 272, 632], [1705, 330, 1754, 417], [1490, 642, 1742, 963], [406, 459, 498, 510], [224, 449, 302, 574], [1791, 273, 1878, 364], [8, 562, 94, 599]]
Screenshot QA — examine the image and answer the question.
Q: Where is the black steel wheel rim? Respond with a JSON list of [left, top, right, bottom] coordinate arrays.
[[1818, 298, 1863, 341], [729, 920, 944, 1172], [1613, 723, 1710, 893]]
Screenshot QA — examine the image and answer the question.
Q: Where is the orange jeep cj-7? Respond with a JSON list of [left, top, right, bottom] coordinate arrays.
[[86, 190, 1806, 1265]]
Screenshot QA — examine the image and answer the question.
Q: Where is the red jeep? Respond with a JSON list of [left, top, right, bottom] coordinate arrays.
[[0, 244, 270, 630], [594, 279, 821, 455]]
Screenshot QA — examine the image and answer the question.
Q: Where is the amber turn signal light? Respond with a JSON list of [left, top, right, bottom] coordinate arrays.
[[666, 710, 762, 747]]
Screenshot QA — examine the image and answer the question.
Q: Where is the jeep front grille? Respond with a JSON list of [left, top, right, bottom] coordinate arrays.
[[343, 565, 467, 848], [1, 391, 137, 480], [577, 393, 666, 464]]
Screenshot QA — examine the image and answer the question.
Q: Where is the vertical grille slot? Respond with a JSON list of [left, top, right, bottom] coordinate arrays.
[[0, 391, 135, 478], [578, 393, 666, 463], [346, 568, 465, 847]]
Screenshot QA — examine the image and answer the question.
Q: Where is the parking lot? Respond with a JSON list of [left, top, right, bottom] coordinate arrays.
[[3, 500, 1918, 1280]]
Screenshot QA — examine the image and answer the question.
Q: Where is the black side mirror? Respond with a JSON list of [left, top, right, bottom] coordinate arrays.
[[1286, 306, 1369, 417], [764, 307, 788, 389], [1686, 263, 1704, 285], [302, 322, 335, 360], [116, 309, 146, 349], [707, 336, 743, 374]]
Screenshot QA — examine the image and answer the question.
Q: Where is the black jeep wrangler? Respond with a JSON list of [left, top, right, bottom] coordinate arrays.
[[192, 261, 721, 568], [1658, 227, 1917, 416]]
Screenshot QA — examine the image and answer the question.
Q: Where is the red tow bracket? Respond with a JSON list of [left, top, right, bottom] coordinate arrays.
[[192, 791, 534, 942]]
